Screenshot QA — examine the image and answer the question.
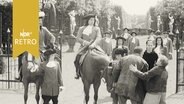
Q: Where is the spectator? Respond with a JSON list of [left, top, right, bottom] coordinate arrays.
[[112, 37, 128, 60], [99, 30, 113, 56], [130, 55, 168, 104], [143, 40, 158, 70], [154, 37, 168, 57], [162, 32, 173, 60], [128, 32, 140, 54], [147, 29, 156, 46], [122, 28, 131, 46]]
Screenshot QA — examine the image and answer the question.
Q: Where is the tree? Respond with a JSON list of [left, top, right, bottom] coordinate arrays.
[[152, 0, 184, 32], [0, 1, 12, 53]]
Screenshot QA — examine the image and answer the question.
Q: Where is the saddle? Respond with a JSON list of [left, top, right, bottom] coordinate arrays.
[[79, 45, 106, 65]]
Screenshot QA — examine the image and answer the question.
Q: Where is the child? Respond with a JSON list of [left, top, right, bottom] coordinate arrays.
[[109, 48, 128, 104], [40, 49, 64, 104], [112, 36, 128, 60], [147, 29, 156, 46], [128, 32, 140, 54], [122, 28, 131, 46], [99, 30, 113, 56], [129, 55, 168, 104]]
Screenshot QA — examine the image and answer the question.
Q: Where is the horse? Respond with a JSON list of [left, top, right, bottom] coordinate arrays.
[[21, 45, 61, 104], [21, 51, 44, 104], [102, 66, 113, 93], [80, 48, 110, 104], [102, 65, 119, 104]]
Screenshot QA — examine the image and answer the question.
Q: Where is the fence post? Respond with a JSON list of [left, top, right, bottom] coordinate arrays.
[[7, 28, 10, 89], [176, 29, 180, 93], [59, 30, 63, 72]]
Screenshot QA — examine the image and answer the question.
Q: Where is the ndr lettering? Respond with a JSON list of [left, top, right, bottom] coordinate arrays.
[[15, 39, 37, 45]]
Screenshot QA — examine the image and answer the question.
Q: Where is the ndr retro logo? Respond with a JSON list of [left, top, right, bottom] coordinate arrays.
[[15, 29, 37, 45]]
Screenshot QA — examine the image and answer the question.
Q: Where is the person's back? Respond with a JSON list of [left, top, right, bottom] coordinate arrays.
[[114, 47, 148, 103], [115, 55, 148, 95], [41, 60, 62, 96]]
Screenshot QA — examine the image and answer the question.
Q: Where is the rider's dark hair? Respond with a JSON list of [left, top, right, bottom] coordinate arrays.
[[84, 17, 96, 26]]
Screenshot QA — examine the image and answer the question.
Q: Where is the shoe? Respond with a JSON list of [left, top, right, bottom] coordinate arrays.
[[74, 74, 80, 79], [15, 77, 22, 82]]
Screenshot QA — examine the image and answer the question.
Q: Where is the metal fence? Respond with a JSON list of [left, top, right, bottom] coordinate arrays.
[[0, 30, 62, 91], [0, 54, 36, 90]]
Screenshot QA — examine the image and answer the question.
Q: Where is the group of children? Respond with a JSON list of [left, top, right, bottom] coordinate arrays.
[[99, 28, 140, 61], [99, 29, 173, 62]]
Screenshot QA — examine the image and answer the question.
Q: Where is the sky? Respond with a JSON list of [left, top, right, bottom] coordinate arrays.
[[111, 0, 161, 15]]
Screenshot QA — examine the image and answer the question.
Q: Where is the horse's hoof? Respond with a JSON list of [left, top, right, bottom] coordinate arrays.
[[74, 76, 80, 79], [15, 77, 22, 82]]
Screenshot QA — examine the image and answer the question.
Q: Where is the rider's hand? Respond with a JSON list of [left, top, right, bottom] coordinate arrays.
[[82, 41, 90, 46], [89, 44, 95, 49]]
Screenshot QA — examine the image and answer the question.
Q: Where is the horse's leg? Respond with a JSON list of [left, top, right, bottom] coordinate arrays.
[[23, 82, 29, 104], [93, 80, 101, 104], [35, 81, 41, 104], [83, 80, 90, 104]]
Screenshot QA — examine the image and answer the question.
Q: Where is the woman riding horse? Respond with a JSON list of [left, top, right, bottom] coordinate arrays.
[[74, 14, 110, 104], [74, 14, 102, 79]]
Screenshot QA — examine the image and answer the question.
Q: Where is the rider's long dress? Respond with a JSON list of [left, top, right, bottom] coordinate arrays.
[[74, 25, 103, 78]]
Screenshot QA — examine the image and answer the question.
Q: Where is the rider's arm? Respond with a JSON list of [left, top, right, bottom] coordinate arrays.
[[90, 27, 102, 47], [76, 26, 88, 46]]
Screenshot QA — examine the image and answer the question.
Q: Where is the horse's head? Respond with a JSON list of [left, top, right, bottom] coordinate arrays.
[[102, 66, 114, 93]]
